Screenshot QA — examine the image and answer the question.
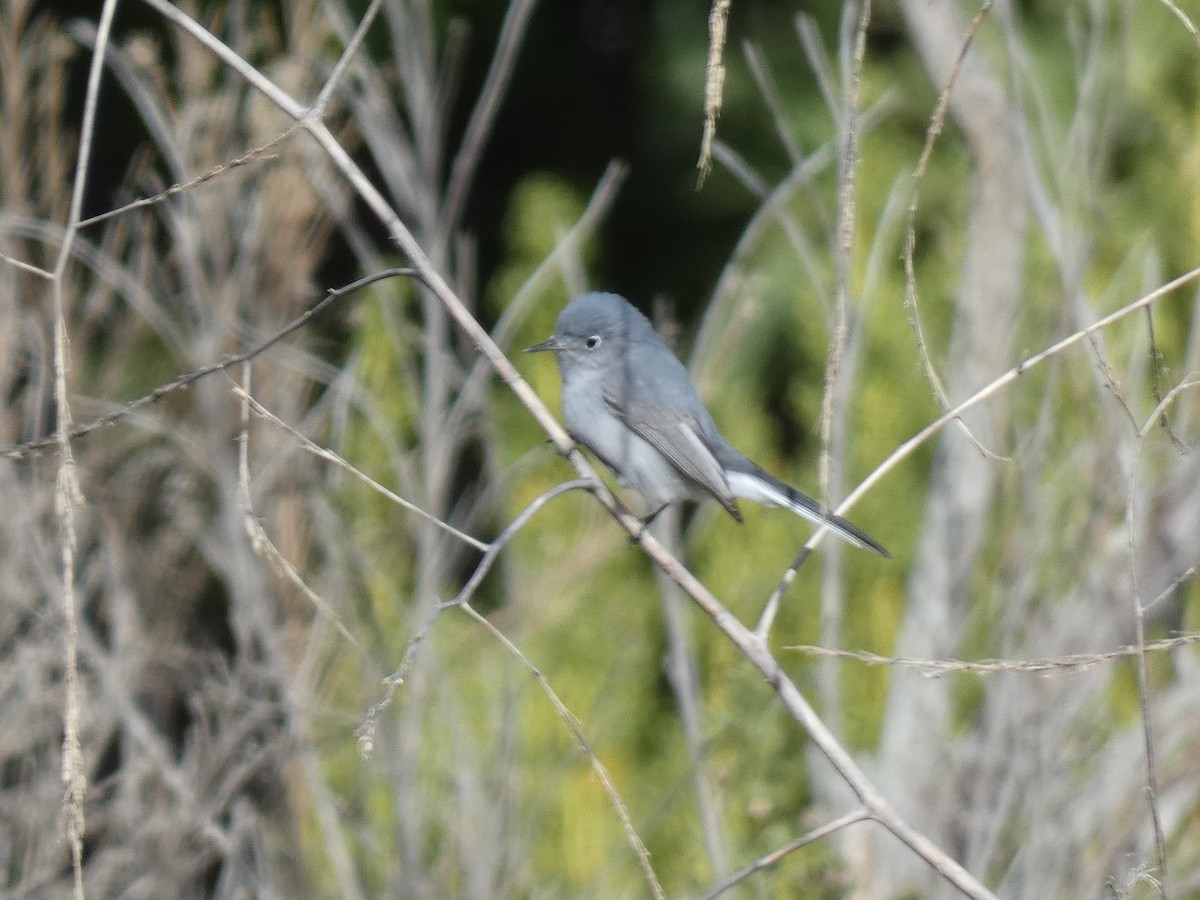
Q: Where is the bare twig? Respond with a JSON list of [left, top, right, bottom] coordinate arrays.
[[701, 808, 871, 899], [234, 369, 358, 647], [1144, 307, 1188, 449], [445, 479, 591, 607], [76, 142, 284, 231], [234, 382, 488, 551], [742, 42, 804, 166], [786, 631, 1200, 675], [811, 0, 870, 726], [51, 3, 123, 896], [458, 603, 667, 900], [901, 1, 1003, 460], [795, 15, 840, 127], [2, 267, 419, 459], [1156, 0, 1200, 48], [756, 268, 1200, 637], [1125, 377, 1200, 896], [697, 0, 731, 187], [0, 250, 53, 279], [355, 479, 590, 752], [830, 264, 1200, 546], [312, 0, 386, 114]]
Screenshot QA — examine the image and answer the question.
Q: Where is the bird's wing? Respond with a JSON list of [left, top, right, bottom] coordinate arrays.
[[602, 365, 740, 518]]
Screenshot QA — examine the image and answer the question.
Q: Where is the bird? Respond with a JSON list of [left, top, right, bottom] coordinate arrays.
[[525, 292, 889, 557]]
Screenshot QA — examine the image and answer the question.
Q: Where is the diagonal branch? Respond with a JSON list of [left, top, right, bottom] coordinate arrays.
[[2, 267, 418, 459], [701, 808, 871, 899]]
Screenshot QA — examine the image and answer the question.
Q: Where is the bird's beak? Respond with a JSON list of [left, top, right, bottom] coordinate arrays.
[[523, 336, 564, 354]]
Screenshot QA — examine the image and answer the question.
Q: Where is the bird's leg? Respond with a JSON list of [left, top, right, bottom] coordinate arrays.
[[630, 504, 669, 544]]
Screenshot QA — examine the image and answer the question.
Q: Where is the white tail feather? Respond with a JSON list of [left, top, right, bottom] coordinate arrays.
[[725, 470, 883, 555]]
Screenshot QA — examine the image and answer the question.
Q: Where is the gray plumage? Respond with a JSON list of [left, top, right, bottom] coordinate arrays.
[[525, 292, 888, 557]]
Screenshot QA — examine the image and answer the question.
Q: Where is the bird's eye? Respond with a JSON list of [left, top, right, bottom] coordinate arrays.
[[585, 335, 601, 350]]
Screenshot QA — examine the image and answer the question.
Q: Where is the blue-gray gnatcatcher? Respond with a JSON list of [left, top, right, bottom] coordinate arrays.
[[525, 292, 889, 557]]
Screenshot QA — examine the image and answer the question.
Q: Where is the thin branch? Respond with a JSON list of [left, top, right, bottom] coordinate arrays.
[[355, 480, 592, 753], [234, 369, 359, 647], [311, 0, 385, 114], [697, 0, 731, 187], [901, 0, 1004, 460], [445, 479, 591, 607], [52, 2, 123, 896], [795, 15, 841, 128], [786, 631, 1200, 675], [0, 250, 53, 279], [234, 382, 488, 552], [755, 545, 813, 639], [811, 0, 869, 726], [1156, 0, 1200, 49], [2, 267, 419, 458], [76, 143, 283, 231], [1127, 376, 1189, 897], [701, 808, 871, 899], [830, 263, 1200, 545], [456, 602, 667, 900], [742, 42, 804, 166]]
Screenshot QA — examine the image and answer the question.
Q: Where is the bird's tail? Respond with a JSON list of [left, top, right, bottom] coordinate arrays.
[[726, 465, 890, 558]]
